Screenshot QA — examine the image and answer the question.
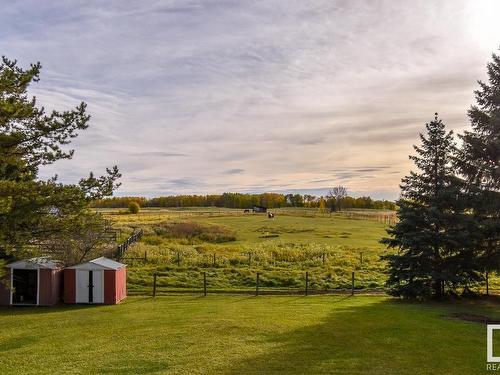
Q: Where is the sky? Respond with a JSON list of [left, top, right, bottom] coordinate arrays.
[[1, 1, 500, 200]]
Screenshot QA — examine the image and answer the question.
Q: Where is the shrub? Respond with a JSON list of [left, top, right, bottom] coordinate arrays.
[[154, 222, 236, 243], [128, 201, 140, 214]]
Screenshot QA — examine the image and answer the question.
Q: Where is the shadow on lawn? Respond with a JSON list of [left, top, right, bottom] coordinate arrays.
[[0, 295, 166, 316], [222, 298, 498, 375], [0, 303, 98, 315]]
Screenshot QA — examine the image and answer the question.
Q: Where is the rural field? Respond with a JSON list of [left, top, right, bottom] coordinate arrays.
[[1, 295, 499, 374], [103, 208, 393, 294], [100, 208, 499, 295]]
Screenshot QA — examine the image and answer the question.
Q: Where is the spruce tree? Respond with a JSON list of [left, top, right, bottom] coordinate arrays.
[[456, 50, 500, 293], [0, 57, 121, 273], [383, 114, 473, 298]]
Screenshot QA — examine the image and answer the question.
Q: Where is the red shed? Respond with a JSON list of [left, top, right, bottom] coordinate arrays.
[[64, 257, 126, 304], [0, 258, 62, 306]]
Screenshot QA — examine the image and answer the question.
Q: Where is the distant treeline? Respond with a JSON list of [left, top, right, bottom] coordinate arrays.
[[91, 193, 397, 210]]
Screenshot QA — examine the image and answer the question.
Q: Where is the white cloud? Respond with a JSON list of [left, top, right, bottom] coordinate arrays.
[[1, 0, 499, 199]]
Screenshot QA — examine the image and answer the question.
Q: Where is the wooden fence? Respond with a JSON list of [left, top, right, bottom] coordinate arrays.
[[114, 229, 143, 261], [140, 271, 385, 297]]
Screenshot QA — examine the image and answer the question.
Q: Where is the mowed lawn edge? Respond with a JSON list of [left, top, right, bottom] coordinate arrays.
[[0, 295, 498, 375]]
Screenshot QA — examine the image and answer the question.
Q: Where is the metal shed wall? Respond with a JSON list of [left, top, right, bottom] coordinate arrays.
[[39, 269, 62, 306], [0, 266, 62, 306], [65, 265, 126, 304], [103, 267, 126, 304], [63, 269, 76, 304], [0, 273, 10, 306]]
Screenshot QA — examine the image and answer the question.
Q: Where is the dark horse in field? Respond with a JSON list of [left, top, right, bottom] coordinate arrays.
[[244, 209, 250, 213], [267, 212, 275, 219]]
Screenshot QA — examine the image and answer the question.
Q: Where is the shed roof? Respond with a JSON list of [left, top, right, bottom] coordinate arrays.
[[67, 257, 126, 270], [6, 257, 61, 270]]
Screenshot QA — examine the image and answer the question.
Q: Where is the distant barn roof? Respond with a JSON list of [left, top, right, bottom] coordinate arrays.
[[67, 257, 126, 270], [6, 257, 62, 270]]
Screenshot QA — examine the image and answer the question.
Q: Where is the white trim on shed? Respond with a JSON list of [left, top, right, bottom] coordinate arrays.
[[67, 257, 126, 270]]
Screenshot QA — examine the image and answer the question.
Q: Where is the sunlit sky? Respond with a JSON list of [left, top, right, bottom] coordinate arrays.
[[2, 1, 500, 199]]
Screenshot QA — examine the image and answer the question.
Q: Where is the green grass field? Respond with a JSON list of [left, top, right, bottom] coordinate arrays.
[[107, 209, 392, 293], [102, 208, 498, 294], [1, 295, 499, 374]]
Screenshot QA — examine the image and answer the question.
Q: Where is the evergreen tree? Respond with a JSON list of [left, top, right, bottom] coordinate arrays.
[[0, 57, 120, 274], [383, 114, 475, 298], [456, 50, 500, 292]]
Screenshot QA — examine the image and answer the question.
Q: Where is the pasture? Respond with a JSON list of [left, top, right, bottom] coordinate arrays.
[[0, 295, 498, 374], [101, 208, 499, 295], [103, 208, 393, 293]]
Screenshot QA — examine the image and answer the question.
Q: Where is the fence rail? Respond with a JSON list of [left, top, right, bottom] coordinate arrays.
[[134, 271, 385, 297], [128, 270, 500, 297], [114, 229, 143, 261], [102, 207, 397, 225]]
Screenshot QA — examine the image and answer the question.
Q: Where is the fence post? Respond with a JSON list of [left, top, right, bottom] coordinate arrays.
[[351, 272, 355, 296], [177, 252, 180, 267], [305, 271, 309, 296], [153, 274, 157, 298], [486, 271, 489, 296], [144, 250, 147, 262], [256, 272, 259, 296], [204, 272, 207, 296]]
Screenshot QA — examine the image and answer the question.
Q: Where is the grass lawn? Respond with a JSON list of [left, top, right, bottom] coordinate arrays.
[[1, 295, 498, 374]]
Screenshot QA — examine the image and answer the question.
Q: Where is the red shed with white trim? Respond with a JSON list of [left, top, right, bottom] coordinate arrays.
[[64, 257, 126, 304], [0, 258, 62, 306]]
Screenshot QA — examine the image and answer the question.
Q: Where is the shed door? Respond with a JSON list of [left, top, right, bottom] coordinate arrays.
[[12, 269, 38, 305], [76, 269, 104, 304], [92, 270, 104, 303]]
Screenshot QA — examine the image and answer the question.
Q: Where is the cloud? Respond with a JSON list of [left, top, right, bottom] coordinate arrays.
[[223, 168, 245, 175], [2, 0, 499, 200], [132, 151, 188, 157]]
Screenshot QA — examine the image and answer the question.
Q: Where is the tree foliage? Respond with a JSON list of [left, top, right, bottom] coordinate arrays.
[[0, 57, 120, 270], [455, 50, 500, 284], [384, 49, 500, 299], [128, 201, 140, 214], [92, 193, 397, 210], [328, 186, 348, 211], [383, 115, 479, 298]]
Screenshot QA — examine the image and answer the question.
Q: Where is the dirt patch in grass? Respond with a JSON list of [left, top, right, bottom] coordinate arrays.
[[255, 226, 314, 234], [259, 234, 280, 238]]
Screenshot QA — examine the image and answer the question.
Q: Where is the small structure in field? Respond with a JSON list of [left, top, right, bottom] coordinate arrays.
[[64, 257, 126, 304], [252, 205, 267, 213], [0, 257, 62, 306]]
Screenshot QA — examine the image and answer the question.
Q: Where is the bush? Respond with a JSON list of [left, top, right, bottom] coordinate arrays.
[[154, 222, 236, 243], [128, 201, 140, 214]]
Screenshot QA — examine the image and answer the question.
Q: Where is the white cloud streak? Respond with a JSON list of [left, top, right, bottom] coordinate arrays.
[[1, 0, 500, 199]]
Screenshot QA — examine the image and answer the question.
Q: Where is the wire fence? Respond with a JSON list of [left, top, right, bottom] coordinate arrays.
[[103, 208, 398, 225], [129, 270, 385, 296], [125, 264, 500, 298]]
